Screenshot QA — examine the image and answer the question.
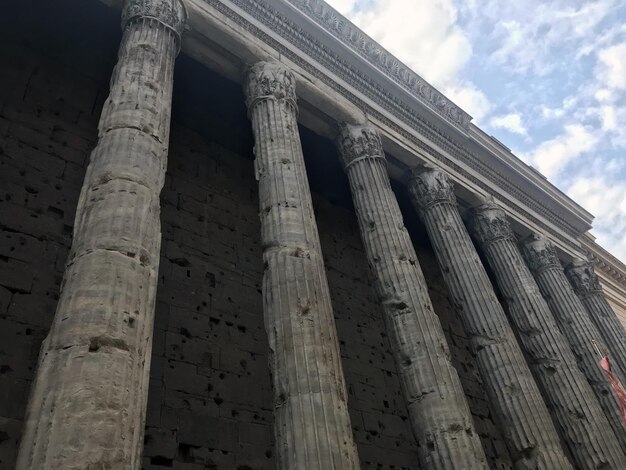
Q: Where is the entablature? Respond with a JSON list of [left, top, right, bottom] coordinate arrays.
[[99, 0, 595, 259]]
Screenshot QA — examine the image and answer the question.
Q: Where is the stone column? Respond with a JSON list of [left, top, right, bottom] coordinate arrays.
[[337, 125, 486, 469], [408, 166, 571, 470], [16, 1, 185, 469], [244, 62, 359, 470], [522, 234, 626, 449], [566, 259, 626, 377], [470, 202, 626, 469]]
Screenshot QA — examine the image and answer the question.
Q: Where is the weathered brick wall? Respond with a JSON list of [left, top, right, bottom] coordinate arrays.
[[0, 1, 513, 469]]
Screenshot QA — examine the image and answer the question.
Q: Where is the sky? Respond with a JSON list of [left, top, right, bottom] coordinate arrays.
[[325, 0, 626, 263]]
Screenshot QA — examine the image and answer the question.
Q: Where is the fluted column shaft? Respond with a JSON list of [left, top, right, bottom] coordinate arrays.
[[470, 204, 626, 469], [408, 167, 571, 470], [337, 125, 486, 469], [522, 235, 626, 449], [566, 260, 626, 377], [244, 62, 359, 470], [16, 2, 186, 469]]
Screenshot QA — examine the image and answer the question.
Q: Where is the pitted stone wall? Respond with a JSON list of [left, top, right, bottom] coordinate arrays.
[[0, 1, 513, 469], [315, 197, 420, 469], [142, 118, 423, 469], [0, 2, 118, 465]]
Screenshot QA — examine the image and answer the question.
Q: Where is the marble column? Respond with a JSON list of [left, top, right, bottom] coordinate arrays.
[[522, 234, 626, 449], [408, 166, 571, 470], [566, 259, 626, 377], [16, 1, 186, 468], [470, 202, 626, 469], [337, 125, 486, 469], [244, 62, 359, 470]]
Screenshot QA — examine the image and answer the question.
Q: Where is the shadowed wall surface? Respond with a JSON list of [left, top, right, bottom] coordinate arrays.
[[0, 1, 511, 468]]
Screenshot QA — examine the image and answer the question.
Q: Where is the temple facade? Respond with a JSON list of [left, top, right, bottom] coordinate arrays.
[[2, 0, 626, 469]]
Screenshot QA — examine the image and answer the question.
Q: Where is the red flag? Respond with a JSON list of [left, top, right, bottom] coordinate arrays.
[[600, 355, 626, 426]]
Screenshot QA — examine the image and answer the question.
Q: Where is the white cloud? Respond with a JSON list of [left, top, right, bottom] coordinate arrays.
[[568, 175, 626, 262], [490, 113, 528, 136], [597, 42, 626, 91], [325, 0, 357, 15], [444, 83, 492, 122], [519, 124, 598, 179], [483, 0, 615, 76]]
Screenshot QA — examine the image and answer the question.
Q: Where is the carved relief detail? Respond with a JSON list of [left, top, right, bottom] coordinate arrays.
[[244, 61, 298, 112], [337, 124, 386, 169], [408, 166, 456, 209], [522, 233, 561, 273], [566, 260, 603, 296], [469, 201, 515, 245], [122, 0, 187, 38]]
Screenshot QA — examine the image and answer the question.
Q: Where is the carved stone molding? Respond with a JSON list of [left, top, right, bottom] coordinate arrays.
[[408, 166, 456, 210], [522, 233, 561, 273], [244, 61, 298, 113], [469, 201, 515, 246], [565, 259, 603, 297], [122, 0, 186, 38], [336, 124, 385, 169]]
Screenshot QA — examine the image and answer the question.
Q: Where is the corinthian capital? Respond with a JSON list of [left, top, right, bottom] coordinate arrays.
[[469, 200, 514, 245], [408, 165, 456, 210], [122, 0, 187, 38], [244, 61, 297, 112], [521, 233, 561, 273], [337, 124, 386, 169], [565, 259, 602, 296]]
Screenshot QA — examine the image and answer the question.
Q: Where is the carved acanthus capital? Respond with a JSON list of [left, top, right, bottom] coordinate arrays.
[[337, 124, 386, 170], [565, 259, 602, 297], [521, 233, 561, 273], [244, 61, 298, 113], [122, 0, 187, 39], [408, 165, 456, 210], [469, 201, 514, 245]]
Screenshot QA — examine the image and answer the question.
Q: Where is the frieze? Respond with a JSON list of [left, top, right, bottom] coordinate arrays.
[[201, 0, 584, 254], [521, 234, 562, 273], [469, 202, 515, 246], [565, 260, 603, 297], [337, 124, 386, 169]]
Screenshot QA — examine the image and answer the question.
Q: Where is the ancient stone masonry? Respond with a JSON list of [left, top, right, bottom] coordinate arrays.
[[469, 201, 626, 469], [337, 124, 487, 469], [522, 234, 626, 449], [14, 0, 186, 468], [5, 0, 626, 468], [244, 61, 359, 470], [408, 166, 572, 469], [566, 259, 626, 377]]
